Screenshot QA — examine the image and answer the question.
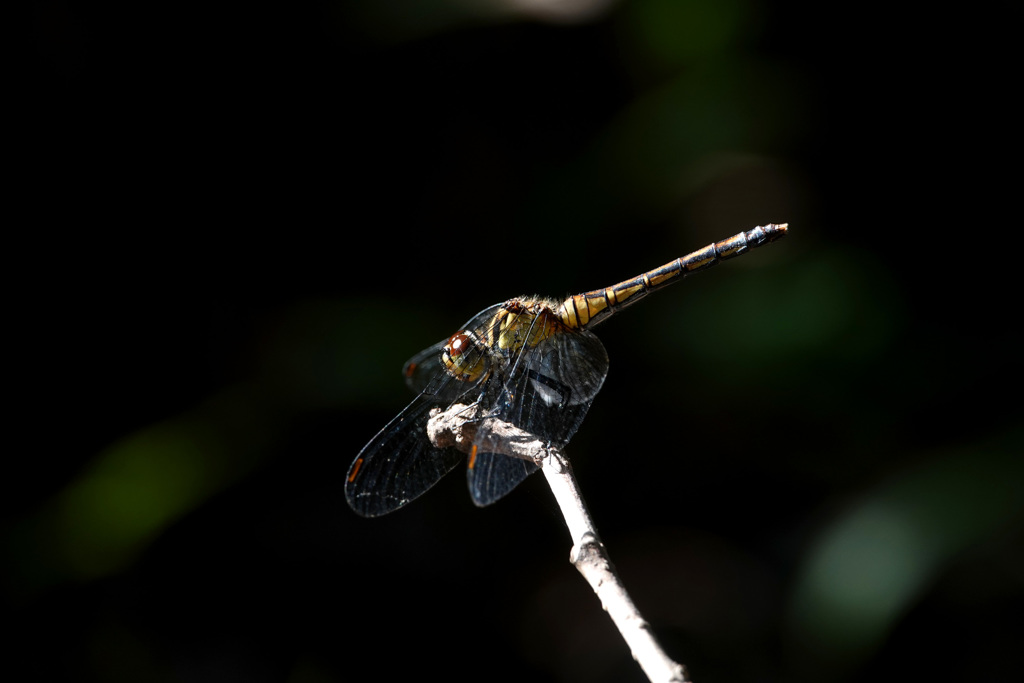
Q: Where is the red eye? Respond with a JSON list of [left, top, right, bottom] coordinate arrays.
[[441, 330, 488, 383], [447, 332, 470, 356]]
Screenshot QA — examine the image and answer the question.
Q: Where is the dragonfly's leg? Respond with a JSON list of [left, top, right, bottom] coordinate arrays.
[[448, 388, 490, 424]]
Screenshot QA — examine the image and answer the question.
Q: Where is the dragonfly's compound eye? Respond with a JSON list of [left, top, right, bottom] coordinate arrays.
[[442, 331, 488, 383]]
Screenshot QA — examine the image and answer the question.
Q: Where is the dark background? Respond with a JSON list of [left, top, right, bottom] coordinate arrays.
[[12, 1, 1021, 682]]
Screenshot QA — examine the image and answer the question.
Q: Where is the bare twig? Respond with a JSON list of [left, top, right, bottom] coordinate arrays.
[[427, 404, 690, 683]]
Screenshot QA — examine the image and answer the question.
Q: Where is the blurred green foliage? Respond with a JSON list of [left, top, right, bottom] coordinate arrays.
[[788, 441, 1024, 676]]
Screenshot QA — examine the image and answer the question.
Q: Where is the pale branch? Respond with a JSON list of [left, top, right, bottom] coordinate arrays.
[[540, 452, 689, 683], [426, 404, 690, 683], [426, 403, 551, 463]]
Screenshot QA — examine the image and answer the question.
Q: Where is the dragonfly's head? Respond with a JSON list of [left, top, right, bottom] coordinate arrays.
[[442, 330, 489, 383]]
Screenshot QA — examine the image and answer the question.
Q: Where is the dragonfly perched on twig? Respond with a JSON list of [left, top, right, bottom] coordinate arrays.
[[346, 223, 788, 517]]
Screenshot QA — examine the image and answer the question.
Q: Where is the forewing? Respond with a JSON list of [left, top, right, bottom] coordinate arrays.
[[345, 395, 464, 517]]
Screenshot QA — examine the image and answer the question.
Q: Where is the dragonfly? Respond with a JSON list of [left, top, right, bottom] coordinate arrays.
[[346, 223, 787, 517]]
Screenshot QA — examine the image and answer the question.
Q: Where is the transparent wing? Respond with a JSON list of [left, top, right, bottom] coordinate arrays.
[[402, 339, 449, 395], [467, 450, 538, 507], [505, 327, 609, 445], [345, 394, 464, 517]]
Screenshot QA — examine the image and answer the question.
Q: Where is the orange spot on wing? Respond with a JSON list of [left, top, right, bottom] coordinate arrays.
[[468, 445, 478, 470], [348, 458, 364, 483]]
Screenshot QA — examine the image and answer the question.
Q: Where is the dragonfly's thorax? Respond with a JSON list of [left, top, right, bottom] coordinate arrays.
[[491, 299, 563, 353]]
